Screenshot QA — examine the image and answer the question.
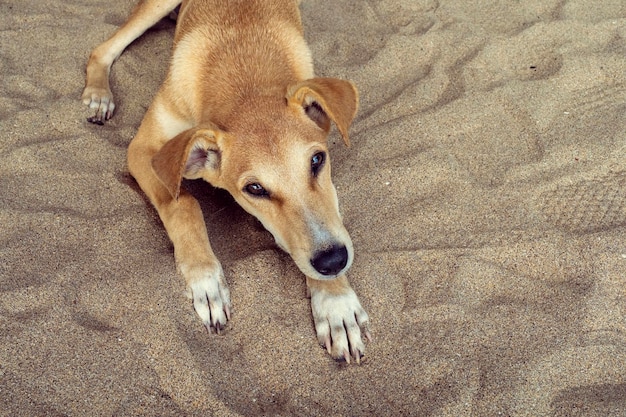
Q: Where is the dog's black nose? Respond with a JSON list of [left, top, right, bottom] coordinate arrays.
[[311, 245, 348, 276]]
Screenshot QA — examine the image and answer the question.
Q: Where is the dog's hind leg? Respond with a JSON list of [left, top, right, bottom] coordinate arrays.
[[82, 0, 181, 124]]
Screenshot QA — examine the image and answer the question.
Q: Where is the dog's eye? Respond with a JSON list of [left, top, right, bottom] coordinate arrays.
[[311, 151, 326, 176], [244, 182, 269, 197]]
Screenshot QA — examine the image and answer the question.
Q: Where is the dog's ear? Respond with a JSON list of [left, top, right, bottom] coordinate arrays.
[[152, 128, 225, 200], [287, 78, 359, 146]]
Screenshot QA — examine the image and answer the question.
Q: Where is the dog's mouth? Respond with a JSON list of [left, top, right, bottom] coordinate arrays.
[[270, 230, 353, 279]]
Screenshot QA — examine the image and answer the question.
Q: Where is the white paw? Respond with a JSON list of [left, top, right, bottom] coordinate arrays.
[[182, 263, 231, 334], [310, 288, 371, 363], [81, 86, 115, 124]]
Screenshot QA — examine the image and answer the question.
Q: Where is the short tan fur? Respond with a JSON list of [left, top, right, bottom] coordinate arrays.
[[83, 0, 370, 363]]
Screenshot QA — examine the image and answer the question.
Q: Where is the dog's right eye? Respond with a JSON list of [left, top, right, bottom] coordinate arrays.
[[244, 182, 269, 197], [311, 151, 326, 177]]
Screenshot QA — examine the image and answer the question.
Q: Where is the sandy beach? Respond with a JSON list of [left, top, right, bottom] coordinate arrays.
[[1, 0, 625, 415]]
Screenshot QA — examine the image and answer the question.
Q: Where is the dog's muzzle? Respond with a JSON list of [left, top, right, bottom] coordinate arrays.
[[310, 244, 348, 277]]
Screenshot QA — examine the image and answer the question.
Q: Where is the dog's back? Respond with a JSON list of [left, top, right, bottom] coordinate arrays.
[[166, 0, 314, 126]]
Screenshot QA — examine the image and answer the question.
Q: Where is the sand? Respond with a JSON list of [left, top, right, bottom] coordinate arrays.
[[1, 0, 625, 415]]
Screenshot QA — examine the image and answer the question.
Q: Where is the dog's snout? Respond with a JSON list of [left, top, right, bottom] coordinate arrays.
[[310, 245, 348, 276]]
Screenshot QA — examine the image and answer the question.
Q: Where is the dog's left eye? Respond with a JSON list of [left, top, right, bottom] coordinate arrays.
[[311, 151, 326, 176], [244, 182, 269, 197]]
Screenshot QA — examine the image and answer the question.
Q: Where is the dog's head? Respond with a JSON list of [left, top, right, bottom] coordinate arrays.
[[152, 78, 358, 280]]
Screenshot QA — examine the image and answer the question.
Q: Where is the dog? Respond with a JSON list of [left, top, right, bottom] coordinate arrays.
[[82, 0, 370, 363]]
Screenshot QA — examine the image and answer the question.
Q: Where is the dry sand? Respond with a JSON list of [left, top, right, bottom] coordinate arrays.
[[1, 0, 626, 415]]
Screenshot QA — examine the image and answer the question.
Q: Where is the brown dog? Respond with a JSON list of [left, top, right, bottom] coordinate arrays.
[[82, 0, 370, 363]]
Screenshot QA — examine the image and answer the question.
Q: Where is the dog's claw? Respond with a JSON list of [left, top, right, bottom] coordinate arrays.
[[324, 335, 332, 354], [350, 346, 361, 364], [204, 319, 225, 335], [87, 116, 105, 125], [364, 330, 372, 342], [354, 347, 366, 365], [311, 286, 370, 365], [187, 265, 232, 335], [82, 87, 115, 125], [224, 304, 232, 321]]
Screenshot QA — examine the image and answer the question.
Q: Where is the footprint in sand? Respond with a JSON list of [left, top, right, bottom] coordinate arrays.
[[540, 171, 626, 234]]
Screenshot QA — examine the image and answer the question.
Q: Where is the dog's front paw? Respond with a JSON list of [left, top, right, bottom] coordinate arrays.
[[182, 263, 232, 334], [310, 285, 371, 364], [81, 85, 115, 125]]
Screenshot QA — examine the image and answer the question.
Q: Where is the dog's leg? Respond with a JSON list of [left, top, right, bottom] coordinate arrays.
[[127, 106, 231, 333], [82, 0, 181, 124], [307, 276, 371, 363]]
